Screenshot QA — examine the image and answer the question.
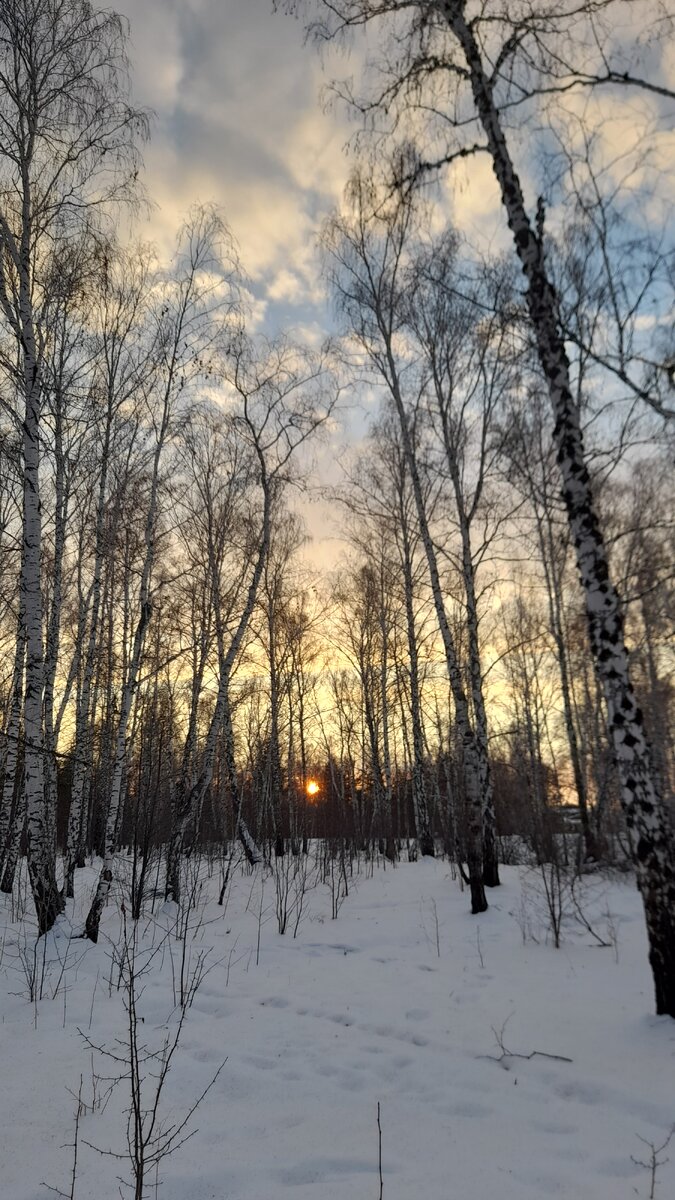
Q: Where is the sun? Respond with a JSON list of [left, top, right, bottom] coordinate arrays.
[[306, 779, 320, 798]]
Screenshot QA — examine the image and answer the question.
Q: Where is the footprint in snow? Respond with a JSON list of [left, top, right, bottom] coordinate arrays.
[[276, 1157, 375, 1186], [443, 1100, 494, 1118], [243, 1054, 278, 1071], [554, 1080, 607, 1106], [532, 1119, 579, 1136]]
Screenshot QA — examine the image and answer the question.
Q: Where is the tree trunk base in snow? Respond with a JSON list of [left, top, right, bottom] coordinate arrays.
[[238, 817, 262, 867], [32, 875, 63, 935], [165, 831, 183, 905], [418, 832, 435, 858], [469, 872, 488, 915], [581, 827, 602, 864], [84, 867, 112, 943], [482, 817, 500, 887], [62, 860, 76, 901], [482, 857, 500, 888], [644, 890, 675, 1018]]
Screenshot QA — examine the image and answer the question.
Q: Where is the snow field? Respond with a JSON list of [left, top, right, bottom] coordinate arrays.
[[0, 857, 673, 1199]]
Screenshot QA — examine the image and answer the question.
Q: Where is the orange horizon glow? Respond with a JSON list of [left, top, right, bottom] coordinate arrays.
[[306, 779, 320, 797]]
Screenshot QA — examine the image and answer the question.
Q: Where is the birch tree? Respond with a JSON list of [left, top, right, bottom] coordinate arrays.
[[85, 208, 235, 941], [0, 423, 23, 882], [503, 388, 602, 861], [325, 182, 488, 910], [40, 236, 99, 874], [402, 237, 519, 883], [294, 0, 675, 1016], [256, 509, 307, 856], [164, 334, 336, 902], [63, 242, 153, 898], [338, 415, 436, 855]]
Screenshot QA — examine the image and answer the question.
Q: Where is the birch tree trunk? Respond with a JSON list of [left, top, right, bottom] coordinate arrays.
[[267, 588, 284, 857], [64, 388, 116, 898], [84, 592, 153, 941], [397, 481, 434, 855], [43, 386, 71, 869], [446, 442, 499, 886], [377, 562, 397, 859], [166, 589, 211, 868], [0, 614, 25, 879], [1, 785, 26, 895], [387, 367, 487, 910], [19, 227, 62, 933], [165, 488, 270, 902], [84, 391, 170, 941], [539, 501, 599, 860]]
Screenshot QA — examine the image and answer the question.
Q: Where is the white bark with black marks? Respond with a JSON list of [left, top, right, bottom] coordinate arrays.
[[441, 0, 675, 1015]]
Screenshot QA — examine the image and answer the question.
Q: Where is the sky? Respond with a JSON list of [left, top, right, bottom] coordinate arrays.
[[122, 0, 511, 314], [121, 0, 673, 300], [121, 0, 373, 566], [123, 0, 357, 337], [120, 0, 511, 568], [119, 0, 673, 569]]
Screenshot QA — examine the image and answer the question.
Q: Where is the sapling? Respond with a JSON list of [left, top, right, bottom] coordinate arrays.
[[292, 852, 317, 938], [82, 910, 225, 1199], [42, 1075, 84, 1200], [376, 1100, 384, 1200], [631, 1127, 674, 1200], [569, 874, 612, 948], [475, 925, 484, 970], [604, 906, 620, 964]]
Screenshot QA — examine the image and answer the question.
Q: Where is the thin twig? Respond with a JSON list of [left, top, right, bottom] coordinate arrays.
[[377, 1101, 383, 1200]]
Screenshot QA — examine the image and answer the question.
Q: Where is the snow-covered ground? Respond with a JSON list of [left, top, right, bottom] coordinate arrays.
[[1, 856, 673, 1199]]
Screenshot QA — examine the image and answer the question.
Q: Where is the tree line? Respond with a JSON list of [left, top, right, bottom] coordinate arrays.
[[0, 0, 673, 1015]]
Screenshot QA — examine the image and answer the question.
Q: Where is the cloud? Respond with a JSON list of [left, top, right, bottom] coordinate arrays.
[[122, 0, 352, 316], [444, 153, 506, 247]]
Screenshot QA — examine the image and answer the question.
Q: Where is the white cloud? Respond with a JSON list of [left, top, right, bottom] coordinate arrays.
[[122, 0, 352, 312]]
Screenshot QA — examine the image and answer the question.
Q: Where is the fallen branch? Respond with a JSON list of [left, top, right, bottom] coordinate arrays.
[[479, 1013, 573, 1066]]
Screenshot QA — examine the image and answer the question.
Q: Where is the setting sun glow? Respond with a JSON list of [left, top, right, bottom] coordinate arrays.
[[306, 779, 320, 798]]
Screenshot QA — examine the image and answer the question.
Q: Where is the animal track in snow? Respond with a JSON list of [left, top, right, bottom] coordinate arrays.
[[292, 1005, 435, 1051], [243, 1054, 278, 1071], [276, 1157, 374, 1187], [532, 1119, 579, 1136]]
